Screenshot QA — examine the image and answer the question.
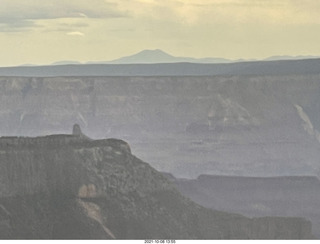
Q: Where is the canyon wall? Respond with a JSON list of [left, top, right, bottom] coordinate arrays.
[[0, 75, 320, 177], [0, 132, 314, 239]]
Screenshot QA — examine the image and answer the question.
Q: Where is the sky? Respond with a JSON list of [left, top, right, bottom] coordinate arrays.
[[1, 0, 320, 66]]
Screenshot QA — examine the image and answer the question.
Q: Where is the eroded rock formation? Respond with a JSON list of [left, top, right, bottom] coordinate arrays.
[[0, 126, 314, 239]]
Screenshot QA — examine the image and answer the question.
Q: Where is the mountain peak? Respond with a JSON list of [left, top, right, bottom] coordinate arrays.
[[108, 49, 233, 64], [134, 49, 174, 59], [139, 49, 168, 54], [110, 49, 175, 64]]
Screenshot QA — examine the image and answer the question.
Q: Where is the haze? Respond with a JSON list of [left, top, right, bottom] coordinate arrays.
[[1, 0, 320, 66]]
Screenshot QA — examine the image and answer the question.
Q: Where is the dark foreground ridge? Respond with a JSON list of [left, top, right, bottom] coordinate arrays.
[[0, 125, 314, 239]]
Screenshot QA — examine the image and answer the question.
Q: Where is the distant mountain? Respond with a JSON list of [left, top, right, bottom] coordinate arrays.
[[0, 57, 320, 77], [108, 49, 178, 64], [20, 63, 37, 67], [265, 55, 320, 61], [51, 60, 82, 65], [46, 50, 320, 66], [93, 49, 320, 64], [91, 49, 233, 64]]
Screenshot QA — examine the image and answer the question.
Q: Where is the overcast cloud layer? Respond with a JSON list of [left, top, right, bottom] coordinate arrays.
[[0, 0, 320, 66], [0, 0, 126, 32]]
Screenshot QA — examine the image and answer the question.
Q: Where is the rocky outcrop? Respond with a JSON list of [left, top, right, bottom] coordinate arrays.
[[0, 127, 314, 239]]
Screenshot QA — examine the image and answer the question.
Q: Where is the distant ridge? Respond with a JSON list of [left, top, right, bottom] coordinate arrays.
[[88, 50, 320, 64], [108, 49, 177, 64], [23, 50, 320, 66], [91, 49, 320, 64], [1, 57, 320, 77], [265, 55, 320, 61], [104, 49, 232, 64], [51, 60, 82, 65]]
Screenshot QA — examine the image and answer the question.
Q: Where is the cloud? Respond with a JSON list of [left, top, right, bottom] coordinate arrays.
[[67, 31, 85, 36], [2, 0, 319, 34], [0, 19, 38, 32], [42, 22, 89, 33], [0, 0, 127, 32], [116, 0, 320, 26], [183, 0, 320, 25]]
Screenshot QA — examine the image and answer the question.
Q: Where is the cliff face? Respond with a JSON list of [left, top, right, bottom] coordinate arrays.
[[0, 131, 314, 239], [169, 174, 320, 238], [0, 75, 320, 178]]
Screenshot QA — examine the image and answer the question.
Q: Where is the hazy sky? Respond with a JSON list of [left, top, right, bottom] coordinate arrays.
[[1, 0, 320, 66]]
